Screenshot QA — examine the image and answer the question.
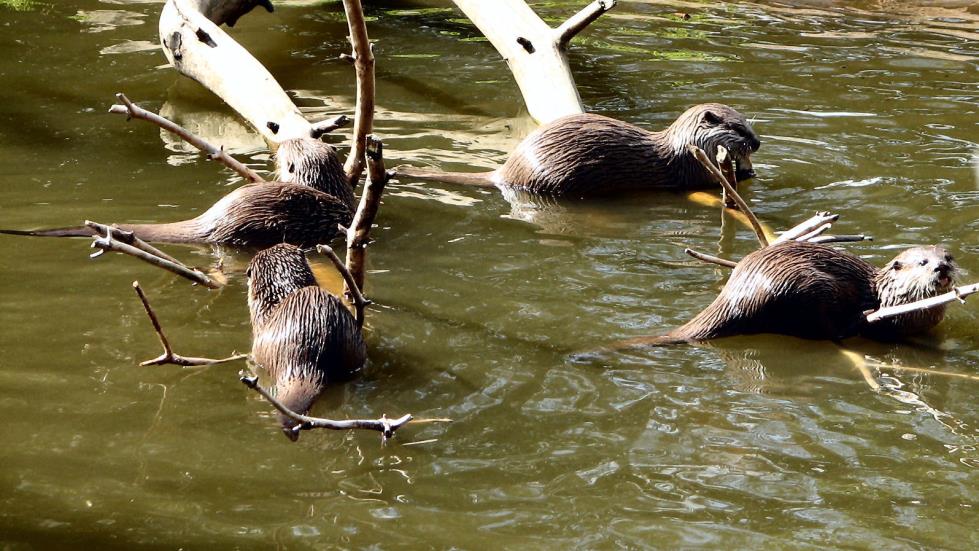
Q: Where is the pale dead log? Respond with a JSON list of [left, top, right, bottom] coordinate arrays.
[[339, 0, 376, 185], [865, 282, 979, 323], [160, 0, 313, 144], [133, 281, 248, 367], [239, 375, 412, 440], [451, 0, 616, 124], [109, 93, 264, 184], [688, 144, 769, 248], [345, 135, 391, 293], [315, 244, 371, 328], [685, 248, 737, 269], [89, 224, 221, 289]]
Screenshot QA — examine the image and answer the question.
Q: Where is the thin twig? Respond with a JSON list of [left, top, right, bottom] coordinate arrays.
[[310, 114, 351, 139], [688, 144, 769, 248], [556, 0, 616, 48], [133, 281, 248, 367], [716, 145, 738, 209], [346, 135, 390, 294], [796, 223, 833, 242], [865, 282, 979, 323], [774, 212, 838, 244], [90, 228, 220, 289], [340, 0, 375, 186], [315, 244, 371, 328], [685, 248, 737, 268], [239, 375, 413, 440], [809, 234, 871, 244], [109, 93, 264, 184], [85, 221, 181, 264]]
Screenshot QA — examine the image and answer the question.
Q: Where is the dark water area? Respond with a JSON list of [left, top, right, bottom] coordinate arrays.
[[1, 0, 977, 548]]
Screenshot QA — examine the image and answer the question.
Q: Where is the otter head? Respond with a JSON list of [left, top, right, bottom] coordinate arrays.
[[272, 376, 323, 442], [672, 103, 761, 181], [246, 243, 318, 329], [274, 137, 354, 206], [874, 245, 956, 335]]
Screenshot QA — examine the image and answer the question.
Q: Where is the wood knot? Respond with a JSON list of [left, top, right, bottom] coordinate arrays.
[[516, 36, 535, 54]]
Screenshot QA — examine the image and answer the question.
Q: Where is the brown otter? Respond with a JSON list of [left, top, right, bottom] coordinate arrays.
[[398, 103, 761, 197], [626, 241, 955, 346], [247, 243, 366, 441], [1, 137, 354, 248]]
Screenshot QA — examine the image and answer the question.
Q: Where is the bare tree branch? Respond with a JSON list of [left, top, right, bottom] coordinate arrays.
[[315, 244, 371, 328], [310, 114, 351, 139], [345, 135, 390, 294], [809, 234, 871, 244], [865, 282, 979, 323], [774, 212, 838, 244], [133, 281, 248, 366], [340, 0, 376, 186], [689, 144, 769, 248], [796, 223, 833, 242], [90, 224, 221, 289], [85, 221, 182, 264], [239, 375, 413, 440], [556, 0, 616, 48], [685, 248, 737, 268], [451, 0, 615, 123], [109, 93, 265, 183]]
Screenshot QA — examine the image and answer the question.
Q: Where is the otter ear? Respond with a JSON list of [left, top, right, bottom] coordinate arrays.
[[702, 110, 723, 125]]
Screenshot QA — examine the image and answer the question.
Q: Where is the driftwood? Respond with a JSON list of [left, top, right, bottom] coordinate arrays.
[[109, 93, 264, 183], [160, 0, 314, 144], [240, 375, 412, 440], [451, 0, 616, 124], [89, 222, 221, 289], [133, 281, 247, 366]]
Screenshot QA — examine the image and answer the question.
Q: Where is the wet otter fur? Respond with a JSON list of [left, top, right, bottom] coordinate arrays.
[[247, 243, 366, 441], [628, 241, 955, 346], [398, 103, 761, 197], [1, 137, 353, 248]]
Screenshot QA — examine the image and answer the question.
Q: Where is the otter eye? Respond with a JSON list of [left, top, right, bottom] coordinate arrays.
[[288, 163, 296, 174], [945, 254, 954, 263], [892, 261, 903, 271], [245, 266, 252, 278], [919, 259, 929, 267]]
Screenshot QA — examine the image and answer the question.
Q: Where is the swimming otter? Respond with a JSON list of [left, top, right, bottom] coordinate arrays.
[[628, 241, 955, 346], [398, 103, 761, 197], [1, 137, 354, 248], [247, 243, 366, 441]]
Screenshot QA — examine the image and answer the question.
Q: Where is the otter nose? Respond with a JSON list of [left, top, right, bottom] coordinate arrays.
[[748, 135, 761, 152]]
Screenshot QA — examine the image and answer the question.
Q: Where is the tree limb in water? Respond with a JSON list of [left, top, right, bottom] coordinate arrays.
[[450, 0, 615, 124], [865, 282, 979, 323], [339, 0, 376, 185], [345, 135, 391, 294], [133, 281, 248, 367], [685, 248, 737, 269], [239, 375, 413, 440], [109, 92, 264, 184], [688, 144, 769, 248], [316, 244, 371, 328], [89, 224, 221, 289]]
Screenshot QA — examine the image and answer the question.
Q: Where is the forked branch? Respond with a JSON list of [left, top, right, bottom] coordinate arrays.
[[133, 281, 248, 367], [89, 223, 221, 289], [316, 244, 371, 328], [239, 375, 412, 440], [109, 93, 264, 183]]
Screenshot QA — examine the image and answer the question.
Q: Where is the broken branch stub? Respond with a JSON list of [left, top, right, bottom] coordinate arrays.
[[160, 0, 312, 144], [451, 0, 616, 124]]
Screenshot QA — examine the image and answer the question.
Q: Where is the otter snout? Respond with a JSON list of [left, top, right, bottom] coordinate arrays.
[[935, 260, 955, 289], [735, 156, 756, 181]]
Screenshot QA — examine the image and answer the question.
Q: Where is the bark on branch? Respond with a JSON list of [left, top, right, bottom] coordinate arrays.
[[239, 375, 412, 440], [345, 135, 391, 294], [109, 92, 265, 183], [316, 244, 371, 328], [451, 0, 616, 124]]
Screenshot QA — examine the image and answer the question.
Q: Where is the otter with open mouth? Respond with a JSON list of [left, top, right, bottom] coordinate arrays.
[[398, 103, 761, 198]]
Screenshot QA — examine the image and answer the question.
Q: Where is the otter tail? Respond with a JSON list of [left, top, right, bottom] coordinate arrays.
[[396, 165, 497, 188], [0, 226, 96, 239]]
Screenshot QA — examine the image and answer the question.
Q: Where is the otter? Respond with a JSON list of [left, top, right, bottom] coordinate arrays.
[[398, 103, 761, 197], [1, 137, 354, 248], [247, 243, 366, 441], [627, 241, 955, 346]]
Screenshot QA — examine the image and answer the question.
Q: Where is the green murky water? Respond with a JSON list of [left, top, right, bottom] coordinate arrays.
[[1, 0, 978, 548]]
